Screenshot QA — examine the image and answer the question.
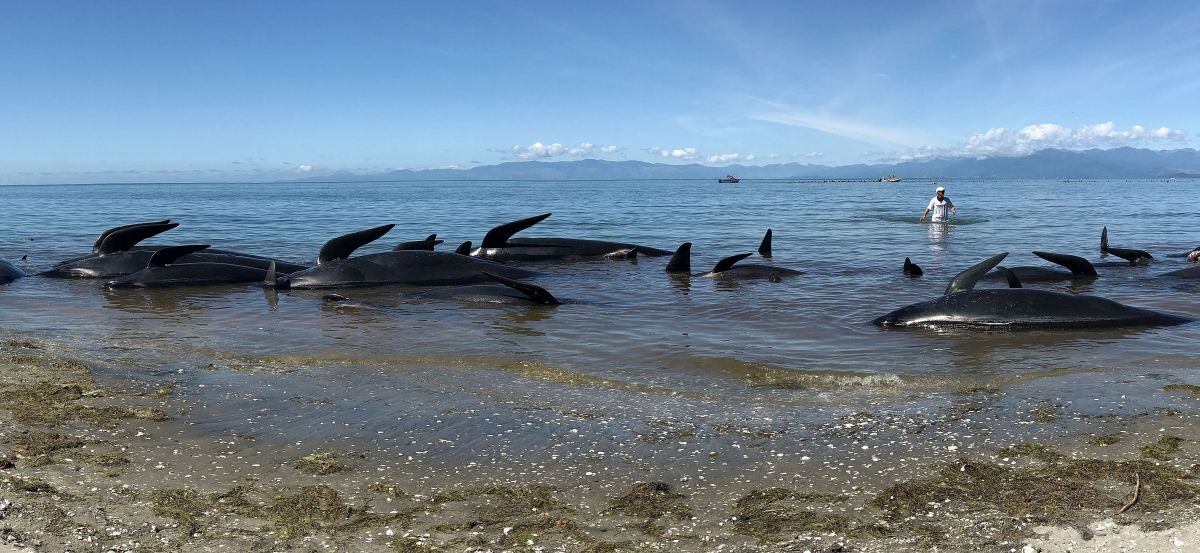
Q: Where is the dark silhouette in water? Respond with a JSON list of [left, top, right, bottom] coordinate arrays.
[[874, 253, 1193, 330], [903, 257, 923, 277]]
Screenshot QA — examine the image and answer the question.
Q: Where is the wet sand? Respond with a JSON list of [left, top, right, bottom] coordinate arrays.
[[3, 336, 1200, 552]]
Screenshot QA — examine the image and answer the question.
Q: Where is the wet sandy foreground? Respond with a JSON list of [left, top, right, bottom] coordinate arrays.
[[3, 336, 1200, 552]]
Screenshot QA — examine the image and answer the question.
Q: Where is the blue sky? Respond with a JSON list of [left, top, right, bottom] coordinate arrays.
[[2, 0, 1198, 183]]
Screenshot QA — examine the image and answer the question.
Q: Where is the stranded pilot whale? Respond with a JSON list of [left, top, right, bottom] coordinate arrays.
[[1101, 226, 1154, 265], [46, 221, 309, 277], [409, 272, 561, 305], [664, 242, 804, 281], [470, 213, 673, 261], [105, 245, 271, 288], [873, 253, 1192, 330], [272, 224, 539, 289]]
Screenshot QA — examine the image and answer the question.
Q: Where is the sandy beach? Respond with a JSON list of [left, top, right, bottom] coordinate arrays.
[[3, 335, 1200, 553]]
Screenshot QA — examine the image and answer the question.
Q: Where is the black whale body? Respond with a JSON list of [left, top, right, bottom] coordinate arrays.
[[874, 252, 1192, 330], [872, 289, 1191, 329], [274, 224, 539, 289], [471, 213, 672, 262]]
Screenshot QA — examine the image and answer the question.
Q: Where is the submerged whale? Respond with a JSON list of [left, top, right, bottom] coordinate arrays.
[[410, 272, 561, 305], [46, 221, 309, 277], [470, 213, 673, 262], [873, 253, 1192, 330], [394, 234, 444, 251], [1, 259, 25, 284], [981, 251, 1098, 283], [1101, 226, 1154, 265], [273, 224, 539, 289], [664, 242, 804, 281], [105, 245, 270, 288]]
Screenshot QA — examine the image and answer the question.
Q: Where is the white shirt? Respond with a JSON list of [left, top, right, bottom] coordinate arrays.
[[926, 196, 954, 221]]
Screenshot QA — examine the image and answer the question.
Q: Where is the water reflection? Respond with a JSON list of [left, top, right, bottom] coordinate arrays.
[[923, 221, 954, 246]]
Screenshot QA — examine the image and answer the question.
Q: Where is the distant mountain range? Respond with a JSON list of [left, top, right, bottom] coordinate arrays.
[[296, 147, 1200, 182]]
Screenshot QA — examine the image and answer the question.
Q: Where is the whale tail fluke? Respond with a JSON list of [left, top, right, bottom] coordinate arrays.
[[93, 220, 172, 253], [317, 224, 395, 265], [712, 253, 753, 273], [666, 242, 692, 273], [903, 257, 923, 276], [148, 244, 210, 268], [1101, 226, 1108, 250], [1033, 251, 1098, 276], [483, 272, 560, 305], [758, 229, 772, 257], [97, 222, 179, 255], [945, 252, 1009, 295], [481, 213, 552, 248]]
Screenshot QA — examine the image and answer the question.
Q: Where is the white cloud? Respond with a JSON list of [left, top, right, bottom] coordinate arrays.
[[744, 154, 755, 161], [962, 121, 1188, 157], [298, 164, 313, 172], [706, 153, 740, 163], [648, 147, 701, 161], [509, 141, 621, 159]]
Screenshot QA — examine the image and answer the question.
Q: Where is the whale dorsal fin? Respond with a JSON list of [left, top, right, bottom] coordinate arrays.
[[93, 220, 172, 253], [264, 261, 277, 286], [712, 253, 753, 273], [995, 266, 1022, 288], [945, 252, 1008, 295], [666, 242, 691, 273], [1033, 251, 1098, 276], [481, 213, 551, 248], [97, 222, 179, 255], [393, 233, 445, 251], [483, 272, 559, 305], [317, 224, 395, 265], [149, 244, 210, 267], [758, 229, 772, 257], [903, 257, 923, 276], [1101, 226, 1109, 250], [455, 241, 473, 255]]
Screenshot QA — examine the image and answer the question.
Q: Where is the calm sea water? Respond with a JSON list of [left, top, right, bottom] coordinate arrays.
[[1, 178, 1198, 454]]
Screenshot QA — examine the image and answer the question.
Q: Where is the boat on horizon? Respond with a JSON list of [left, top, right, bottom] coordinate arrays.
[[718, 175, 740, 183], [878, 175, 901, 182]]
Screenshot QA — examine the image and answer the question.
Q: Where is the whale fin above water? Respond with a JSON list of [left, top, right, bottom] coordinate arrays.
[[666, 242, 691, 273], [264, 261, 278, 287], [1033, 251, 1098, 276], [93, 220, 171, 253], [758, 229, 772, 257], [995, 266, 1023, 288], [149, 244, 210, 267], [483, 272, 560, 305], [712, 253, 753, 273], [1099, 227, 1153, 264], [97, 222, 179, 255], [455, 241, 473, 255], [394, 233, 445, 251], [481, 213, 552, 248], [903, 257, 923, 276], [317, 224, 395, 265], [945, 252, 1008, 295]]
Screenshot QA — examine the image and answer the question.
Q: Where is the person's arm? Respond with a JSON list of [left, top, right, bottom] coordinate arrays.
[[920, 198, 934, 222], [947, 199, 957, 216]]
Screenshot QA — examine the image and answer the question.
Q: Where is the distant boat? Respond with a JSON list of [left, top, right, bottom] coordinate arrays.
[[878, 175, 901, 182], [718, 175, 740, 183]]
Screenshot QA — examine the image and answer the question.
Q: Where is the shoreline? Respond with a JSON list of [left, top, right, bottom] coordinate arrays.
[[3, 336, 1200, 552]]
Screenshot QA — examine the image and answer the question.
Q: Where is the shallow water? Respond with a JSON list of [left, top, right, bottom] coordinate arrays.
[[1, 178, 1198, 457]]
